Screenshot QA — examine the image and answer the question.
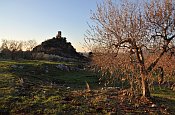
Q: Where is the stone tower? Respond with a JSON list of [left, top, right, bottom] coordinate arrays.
[[56, 31, 61, 38]]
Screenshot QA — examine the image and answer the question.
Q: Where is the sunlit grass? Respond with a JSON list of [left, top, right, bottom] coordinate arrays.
[[152, 87, 175, 99], [0, 60, 175, 114], [151, 87, 175, 114], [0, 60, 97, 114]]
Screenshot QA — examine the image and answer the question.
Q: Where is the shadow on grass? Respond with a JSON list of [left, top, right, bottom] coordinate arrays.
[[8, 61, 99, 89], [151, 96, 175, 114]]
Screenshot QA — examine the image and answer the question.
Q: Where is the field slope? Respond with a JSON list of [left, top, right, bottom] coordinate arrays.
[[0, 60, 175, 114]]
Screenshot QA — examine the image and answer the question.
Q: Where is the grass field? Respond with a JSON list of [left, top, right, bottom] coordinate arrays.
[[0, 60, 175, 114]]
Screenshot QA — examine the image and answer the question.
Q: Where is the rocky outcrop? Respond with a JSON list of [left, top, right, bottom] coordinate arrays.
[[33, 31, 84, 59]]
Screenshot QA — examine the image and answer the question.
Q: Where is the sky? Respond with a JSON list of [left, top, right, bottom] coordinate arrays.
[[0, 0, 104, 52]]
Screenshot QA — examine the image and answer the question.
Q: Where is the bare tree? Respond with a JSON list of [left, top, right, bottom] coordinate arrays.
[[24, 40, 37, 51], [1, 39, 37, 59], [1, 39, 37, 51], [1, 39, 23, 51], [1, 39, 9, 50], [85, 0, 175, 97]]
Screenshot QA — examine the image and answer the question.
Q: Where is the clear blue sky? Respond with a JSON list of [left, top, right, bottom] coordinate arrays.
[[0, 0, 103, 52]]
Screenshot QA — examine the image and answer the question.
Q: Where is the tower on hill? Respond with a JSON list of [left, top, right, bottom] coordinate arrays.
[[32, 31, 85, 59], [56, 31, 62, 39]]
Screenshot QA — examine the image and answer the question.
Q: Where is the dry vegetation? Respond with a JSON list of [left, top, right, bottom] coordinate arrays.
[[85, 0, 175, 97]]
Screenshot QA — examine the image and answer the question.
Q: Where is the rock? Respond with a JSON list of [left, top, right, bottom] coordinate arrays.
[[66, 87, 70, 89], [11, 65, 24, 70], [11, 65, 17, 68], [45, 69, 49, 73], [151, 104, 157, 107], [18, 66, 24, 69], [56, 64, 69, 71], [69, 66, 80, 71]]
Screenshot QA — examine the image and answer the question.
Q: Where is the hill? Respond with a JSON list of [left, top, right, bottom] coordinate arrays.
[[33, 31, 84, 59]]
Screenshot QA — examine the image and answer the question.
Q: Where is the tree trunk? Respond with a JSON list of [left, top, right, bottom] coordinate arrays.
[[141, 73, 150, 97]]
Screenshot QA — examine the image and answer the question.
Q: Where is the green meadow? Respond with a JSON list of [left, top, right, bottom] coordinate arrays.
[[0, 60, 175, 114]]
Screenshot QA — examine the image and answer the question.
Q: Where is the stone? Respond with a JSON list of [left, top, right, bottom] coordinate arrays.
[[18, 66, 24, 69], [11, 65, 17, 68], [56, 64, 69, 71]]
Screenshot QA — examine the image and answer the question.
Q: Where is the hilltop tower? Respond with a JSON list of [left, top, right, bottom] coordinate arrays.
[[56, 31, 62, 38], [33, 31, 85, 59]]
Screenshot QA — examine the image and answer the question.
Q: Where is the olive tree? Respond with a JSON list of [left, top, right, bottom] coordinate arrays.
[[85, 0, 175, 97]]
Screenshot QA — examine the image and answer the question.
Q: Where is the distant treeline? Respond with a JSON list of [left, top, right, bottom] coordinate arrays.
[[0, 39, 90, 62], [0, 39, 37, 60]]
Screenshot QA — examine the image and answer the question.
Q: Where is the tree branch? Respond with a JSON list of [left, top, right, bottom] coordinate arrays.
[[112, 39, 131, 48], [147, 40, 171, 72]]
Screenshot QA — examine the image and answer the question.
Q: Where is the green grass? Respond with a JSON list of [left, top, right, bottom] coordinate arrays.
[[0, 60, 99, 114], [7, 60, 97, 88], [152, 87, 175, 100], [0, 60, 175, 114], [151, 87, 175, 114]]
